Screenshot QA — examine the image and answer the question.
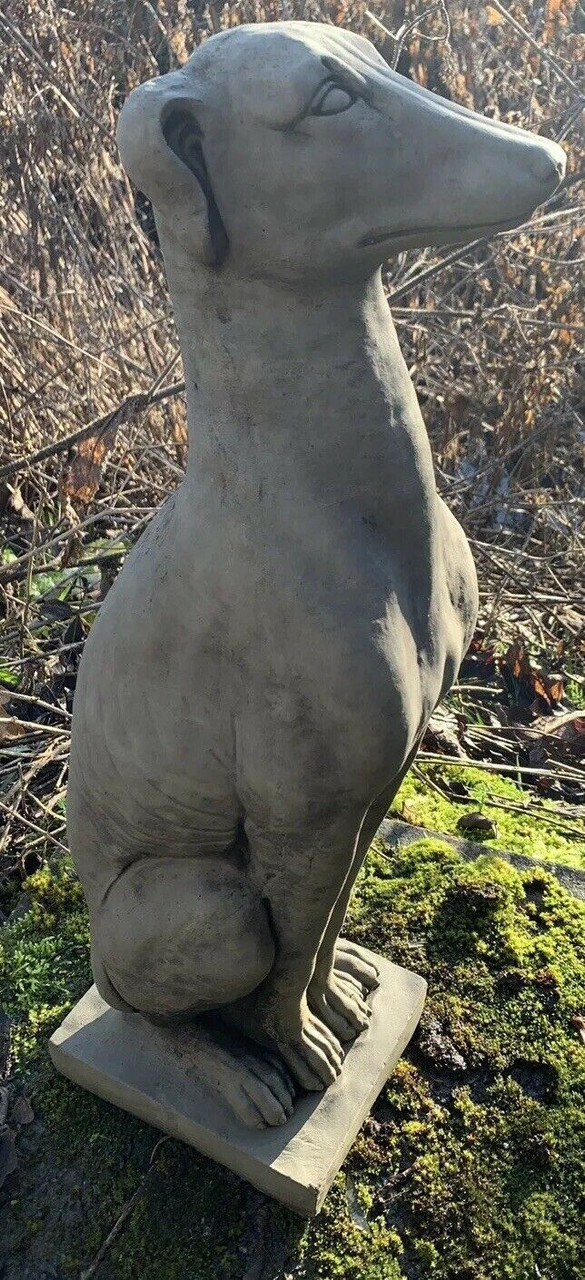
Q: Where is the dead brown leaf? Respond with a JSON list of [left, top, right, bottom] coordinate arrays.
[[422, 707, 465, 757], [499, 638, 565, 711], [63, 423, 117, 506], [529, 710, 585, 766], [0, 718, 26, 743], [400, 800, 422, 826], [5, 483, 34, 522], [0, 691, 26, 743]]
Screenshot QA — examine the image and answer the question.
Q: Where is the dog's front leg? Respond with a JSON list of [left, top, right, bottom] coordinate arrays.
[[308, 748, 422, 1030], [240, 809, 370, 1092]]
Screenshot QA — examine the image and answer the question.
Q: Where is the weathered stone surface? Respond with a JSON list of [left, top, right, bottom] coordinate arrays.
[[62, 19, 564, 1130], [49, 952, 426, 1215]]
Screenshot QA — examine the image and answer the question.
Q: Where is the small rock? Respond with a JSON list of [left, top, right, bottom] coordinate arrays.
[[344, 1173, 369, 1231], [10, 1094, 34, 1127], [571, 1015, 585, 1046], [457, 812, 497, 839], [417, 1016, 467, 1073]]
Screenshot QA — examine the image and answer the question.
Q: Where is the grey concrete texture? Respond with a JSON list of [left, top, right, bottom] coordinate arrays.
[[64, 20, 565, 1125], [49, 953, 426, 1215]]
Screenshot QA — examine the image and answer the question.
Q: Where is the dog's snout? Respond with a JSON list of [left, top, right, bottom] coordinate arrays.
[[373, 83, 569, 248], [524, 138, 566, 189], [552, 148, 567, 182]]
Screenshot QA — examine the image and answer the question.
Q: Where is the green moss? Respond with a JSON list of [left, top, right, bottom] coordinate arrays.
[[342, 840, 585, 1279], [2, 842, 585, 1279], [394, 765, 585, 869], [0, 858, 90, 1069], [301, 1177, 404, 1279]]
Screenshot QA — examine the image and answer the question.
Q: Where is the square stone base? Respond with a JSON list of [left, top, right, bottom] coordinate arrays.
[[49, 951, 426, 1215]]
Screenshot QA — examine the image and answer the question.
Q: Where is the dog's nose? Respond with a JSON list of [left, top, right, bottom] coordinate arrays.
[[526, 138, 566, 188]]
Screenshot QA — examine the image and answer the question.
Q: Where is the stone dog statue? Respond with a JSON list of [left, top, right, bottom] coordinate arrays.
[[67, 22, 565, 1128]]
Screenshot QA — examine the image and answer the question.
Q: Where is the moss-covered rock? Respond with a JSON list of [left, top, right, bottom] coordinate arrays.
[[1, 841, 584, 1279], [395, 765, 585, 870]]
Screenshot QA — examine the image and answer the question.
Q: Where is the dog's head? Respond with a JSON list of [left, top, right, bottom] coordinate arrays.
[[118, 22, 565, 282]]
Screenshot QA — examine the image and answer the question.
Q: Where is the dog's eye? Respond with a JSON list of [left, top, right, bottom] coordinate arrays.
[[309, 82, 355, 117]]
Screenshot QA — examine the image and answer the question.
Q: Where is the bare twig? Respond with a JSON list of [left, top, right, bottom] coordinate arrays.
[[79, 1138, 170, 1280], [489, 0, 582, 95], [0, 380, 185, 485]]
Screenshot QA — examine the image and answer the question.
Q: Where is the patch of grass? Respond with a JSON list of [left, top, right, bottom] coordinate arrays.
[[2, 841, 585, 1279], [564, 676, 585, 711], [394, 765, 585, 870]]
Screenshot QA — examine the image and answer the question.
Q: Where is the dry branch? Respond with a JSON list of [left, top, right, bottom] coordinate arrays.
[[0, 380, 186, 485]]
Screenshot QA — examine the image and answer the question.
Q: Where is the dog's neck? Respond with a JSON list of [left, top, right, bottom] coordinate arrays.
[[164, 259, 436, 527]]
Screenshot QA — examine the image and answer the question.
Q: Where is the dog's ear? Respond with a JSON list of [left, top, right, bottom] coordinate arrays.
[[117, 75, 228, 268], [161, 105, 228, 266]]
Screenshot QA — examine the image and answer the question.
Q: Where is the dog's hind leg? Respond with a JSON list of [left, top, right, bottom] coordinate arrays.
[[89, 853, 296, 1127], [92, 854, 275, 1019]]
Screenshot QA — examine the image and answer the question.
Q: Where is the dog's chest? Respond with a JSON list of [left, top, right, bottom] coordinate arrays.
[[226, 506, 472, 795]]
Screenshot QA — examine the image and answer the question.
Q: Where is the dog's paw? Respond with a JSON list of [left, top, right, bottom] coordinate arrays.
[[334, 938, 380, 994], [225, 1050, 296, 1128], [308, 968, 371, 1042], [264, 1000, 345, 1092]]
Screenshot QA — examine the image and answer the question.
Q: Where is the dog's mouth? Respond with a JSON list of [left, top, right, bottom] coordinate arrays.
[[359, 214, 530, 249]]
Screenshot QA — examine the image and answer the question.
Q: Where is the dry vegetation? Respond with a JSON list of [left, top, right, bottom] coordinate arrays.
[[0, 0, 583, 887], [0, 5, 585, 1275]]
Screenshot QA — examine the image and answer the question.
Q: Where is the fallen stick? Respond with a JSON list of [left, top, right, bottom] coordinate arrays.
[[0, 379, 185, 486], [79, 1137, 169, 1280]]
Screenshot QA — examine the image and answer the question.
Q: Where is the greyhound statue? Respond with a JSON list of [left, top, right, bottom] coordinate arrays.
[[67, 22, 565, 1128]]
